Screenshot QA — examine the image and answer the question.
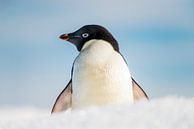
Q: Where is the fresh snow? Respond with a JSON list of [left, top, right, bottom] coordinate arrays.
[[0, 97, 194, 129]]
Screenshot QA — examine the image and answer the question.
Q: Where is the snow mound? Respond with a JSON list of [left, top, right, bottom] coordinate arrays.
[[1, 97, 194, 129]]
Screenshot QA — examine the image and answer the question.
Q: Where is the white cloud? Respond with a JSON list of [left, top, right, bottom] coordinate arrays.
[[53, 0, 193, 28], [1, 97, 194, 129], [1, 0, 193, 46]]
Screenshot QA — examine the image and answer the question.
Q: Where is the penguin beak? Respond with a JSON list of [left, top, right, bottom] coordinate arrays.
[[59, 34, 69, 41], [59, 33, 82, 50]]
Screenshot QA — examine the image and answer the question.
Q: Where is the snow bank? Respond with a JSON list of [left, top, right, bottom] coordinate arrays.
[[0, 106, 48, 126], [0, 97, 194, 129]]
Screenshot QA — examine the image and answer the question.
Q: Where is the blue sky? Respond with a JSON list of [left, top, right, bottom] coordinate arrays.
[[0, 0, 193, 108]]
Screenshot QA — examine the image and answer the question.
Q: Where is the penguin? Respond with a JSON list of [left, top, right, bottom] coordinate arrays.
[[52, 25, 148, 113]]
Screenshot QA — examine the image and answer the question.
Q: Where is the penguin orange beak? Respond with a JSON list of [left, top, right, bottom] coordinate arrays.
[[59, 34, 69, 40]]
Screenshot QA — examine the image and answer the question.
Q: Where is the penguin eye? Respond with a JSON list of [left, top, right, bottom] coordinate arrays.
[[82, 33, 89, 38]]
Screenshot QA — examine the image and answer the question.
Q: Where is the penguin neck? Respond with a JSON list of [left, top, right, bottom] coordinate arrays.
[[81, 39, 114, 52], [78, 40, 116, 66]]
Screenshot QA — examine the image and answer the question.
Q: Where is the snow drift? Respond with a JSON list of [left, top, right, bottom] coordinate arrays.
[[0, 97, 194, 129]]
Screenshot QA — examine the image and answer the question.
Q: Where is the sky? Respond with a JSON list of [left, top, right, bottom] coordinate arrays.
[[0, 0, 193, 108]]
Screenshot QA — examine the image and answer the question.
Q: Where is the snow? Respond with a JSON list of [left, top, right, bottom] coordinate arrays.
[[0, 97, 194, 129]]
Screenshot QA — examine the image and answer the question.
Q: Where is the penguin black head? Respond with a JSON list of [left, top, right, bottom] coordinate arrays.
[[59, 25, 119, 52]]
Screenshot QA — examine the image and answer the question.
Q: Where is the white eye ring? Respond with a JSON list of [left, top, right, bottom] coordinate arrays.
[[82, 33, 89, 38]]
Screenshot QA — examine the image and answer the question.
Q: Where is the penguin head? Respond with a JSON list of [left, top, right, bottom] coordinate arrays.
[[59, 25, 119, 52]]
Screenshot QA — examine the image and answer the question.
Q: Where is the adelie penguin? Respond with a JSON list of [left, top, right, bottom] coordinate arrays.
[[52, 25, 148, 113]]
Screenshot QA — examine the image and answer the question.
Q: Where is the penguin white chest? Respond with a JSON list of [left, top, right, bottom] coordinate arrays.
[[72, 40, 133, 109]]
